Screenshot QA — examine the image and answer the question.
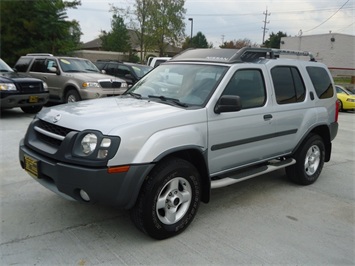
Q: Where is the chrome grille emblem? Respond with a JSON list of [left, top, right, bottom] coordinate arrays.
[[53, 114, 61, 123]]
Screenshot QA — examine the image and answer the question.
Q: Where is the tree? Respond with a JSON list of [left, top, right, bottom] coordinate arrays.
[[264, 31, 288, 48], [146, 0, 186, 56], [219, 38, 257, 49], [182, 31, 211, 49], [132, 0, 155, 62], [100, 14, 131, 52], [0, 0, 81, 65]]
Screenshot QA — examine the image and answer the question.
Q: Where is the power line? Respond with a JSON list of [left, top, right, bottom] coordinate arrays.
[[303, 0, 351, 33]]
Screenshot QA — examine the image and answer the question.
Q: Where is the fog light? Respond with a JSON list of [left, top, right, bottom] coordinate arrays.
[[79, 189, 90, 202]]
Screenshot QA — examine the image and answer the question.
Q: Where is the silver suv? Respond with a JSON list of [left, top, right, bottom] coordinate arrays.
[[14, 54, 128, 103], [19, 48, 339, 239]]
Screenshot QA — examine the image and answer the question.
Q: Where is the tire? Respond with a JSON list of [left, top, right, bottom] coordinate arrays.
[[65, 90, 81, 103], [21, 105, 43, 114], [130, 157, 201, 240], [286, 134, 325, 185]]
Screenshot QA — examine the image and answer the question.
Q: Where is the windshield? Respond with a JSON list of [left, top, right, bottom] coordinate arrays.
[[126, 63, 227, 106], [0, 58, 14, 72], [58, 58, 100, 73]]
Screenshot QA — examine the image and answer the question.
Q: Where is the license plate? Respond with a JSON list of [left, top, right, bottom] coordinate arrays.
[[24, 155, 39, 178], [29, 96, 39, 103]]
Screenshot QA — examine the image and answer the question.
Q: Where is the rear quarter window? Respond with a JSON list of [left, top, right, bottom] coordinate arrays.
[[306, 66, 334, 99], [14, 58, 32, 72]]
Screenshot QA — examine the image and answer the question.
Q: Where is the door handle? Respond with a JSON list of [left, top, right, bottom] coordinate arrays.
[[263, 114, 273, 120]]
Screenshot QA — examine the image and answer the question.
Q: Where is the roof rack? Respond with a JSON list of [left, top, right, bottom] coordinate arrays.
[[26, 53, 53, 56], [270, 49, 315, 61], [171, 47, 315, 63]]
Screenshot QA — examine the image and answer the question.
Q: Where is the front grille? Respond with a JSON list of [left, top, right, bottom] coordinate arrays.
[[37, 120, 73, 137], [17, 81, 43, 93], [99, 81, 122, 89], [35, 120, 76, 147]]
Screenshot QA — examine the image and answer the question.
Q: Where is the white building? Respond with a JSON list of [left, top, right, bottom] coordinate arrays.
[[280, 33, 355, 80]]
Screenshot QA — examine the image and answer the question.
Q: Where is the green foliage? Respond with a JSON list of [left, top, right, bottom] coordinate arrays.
[[100, 14, 131, 52], [182, 32, 211, 49], [220, 38, 256, 49], [144, 0, 186, 56], [264, 31, 288, 48], [0, 0, 82, 65]]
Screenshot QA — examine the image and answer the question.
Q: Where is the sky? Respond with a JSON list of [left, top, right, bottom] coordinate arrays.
[[66, 0, 355, 47]]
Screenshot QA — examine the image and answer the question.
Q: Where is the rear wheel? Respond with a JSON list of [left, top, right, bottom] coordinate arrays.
[[130, 157, 201, 240], [21, 105, 43, 114], [65, 90, 81, 103], [286, 134, 325, 185]]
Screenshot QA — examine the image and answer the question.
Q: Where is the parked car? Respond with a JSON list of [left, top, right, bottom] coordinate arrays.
[[146, 56, 171, 68], [335, 85, 355, 111], [19, 48, 338, 239], [94, 60, 152, 86], [0, 58, 49, 114], [14, 54, 128, 103]]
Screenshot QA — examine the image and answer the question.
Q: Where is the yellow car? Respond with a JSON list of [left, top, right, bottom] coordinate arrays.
[[336, 85, 355, 111]]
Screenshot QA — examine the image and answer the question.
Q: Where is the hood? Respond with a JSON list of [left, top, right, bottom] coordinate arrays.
[[37, 97, 186, 134], [0, 71, 41, 82], [64, 72, 126, 83]]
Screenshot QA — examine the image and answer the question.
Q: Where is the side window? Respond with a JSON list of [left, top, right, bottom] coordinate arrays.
[[106, 63, 118, 76], [14, 58, 32, 72], [30, 58, 47, 73], [306, 66, 334, 99], [222, 69, 266, 109], [271, 66, 306, 104], [117, 65, 131, 77], [46, 59, 58, 71]]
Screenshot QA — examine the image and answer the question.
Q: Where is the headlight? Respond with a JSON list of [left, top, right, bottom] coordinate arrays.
[[72, 131, 120, 161], [81, 133, 97, 155], [82, 82, 100, 88], [0, 82, 16, 91], [42, 82, 48, 91], [346, 98, 355, 102], [121, 82, 128, 88]]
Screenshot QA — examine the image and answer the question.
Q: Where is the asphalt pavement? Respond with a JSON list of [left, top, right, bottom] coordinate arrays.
[[0, 107, 354, 265]]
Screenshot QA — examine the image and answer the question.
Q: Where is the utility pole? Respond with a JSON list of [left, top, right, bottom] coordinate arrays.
[[262, 8, 270, 45], [221, 34, 225, 45]]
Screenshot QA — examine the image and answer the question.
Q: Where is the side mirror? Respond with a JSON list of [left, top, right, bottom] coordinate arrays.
[[48, 67, 59, 75], [214, 95, 242, 114]]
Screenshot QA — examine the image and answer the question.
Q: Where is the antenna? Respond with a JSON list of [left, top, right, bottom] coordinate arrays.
[[262, 7, 271, 45]]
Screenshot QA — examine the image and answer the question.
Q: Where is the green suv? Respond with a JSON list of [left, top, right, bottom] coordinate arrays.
[[14, 54, 128, 103]]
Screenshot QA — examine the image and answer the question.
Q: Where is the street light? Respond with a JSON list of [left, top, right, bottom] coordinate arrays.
[[188, 18, 193, 46]]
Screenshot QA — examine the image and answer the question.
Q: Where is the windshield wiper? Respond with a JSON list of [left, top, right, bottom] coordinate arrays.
[[127, 92, 142, 99], [148, 95, 188, 107]]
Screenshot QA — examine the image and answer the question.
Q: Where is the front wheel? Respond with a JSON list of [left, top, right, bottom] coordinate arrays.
[[286, 134, 325, 185], [65, 89, 81, 103], [130, 157, 201, 240]]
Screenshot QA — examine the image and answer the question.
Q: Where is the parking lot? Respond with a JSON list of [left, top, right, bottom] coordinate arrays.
[[0, 108, 354, 265]]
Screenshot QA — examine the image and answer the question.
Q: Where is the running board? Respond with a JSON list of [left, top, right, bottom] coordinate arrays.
[[211, 158, 296, 189]]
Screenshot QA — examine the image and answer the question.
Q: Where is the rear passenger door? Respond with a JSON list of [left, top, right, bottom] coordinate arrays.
[[268, 63, 315, 155], [208, 66, 277, 175]]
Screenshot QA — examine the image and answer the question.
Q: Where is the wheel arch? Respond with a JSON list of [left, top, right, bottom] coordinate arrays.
[[294, 125, 332, 162], [62, 84, 80, 102], [153, 147, 210, 204]]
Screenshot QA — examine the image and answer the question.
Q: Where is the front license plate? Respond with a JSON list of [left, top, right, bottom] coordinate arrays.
[[29, 96, 39, 103], [24, 155, 39, 178]]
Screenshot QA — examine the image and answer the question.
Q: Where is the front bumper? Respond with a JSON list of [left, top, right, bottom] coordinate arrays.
[[1, 92, 49, 109], [19, 139, 154, 209]]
